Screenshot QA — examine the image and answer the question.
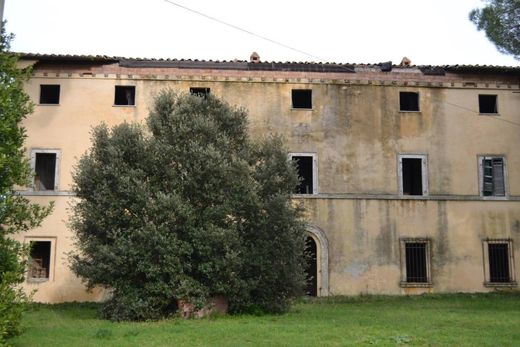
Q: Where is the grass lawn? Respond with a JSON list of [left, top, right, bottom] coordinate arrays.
[[9, 292, 520, 346]]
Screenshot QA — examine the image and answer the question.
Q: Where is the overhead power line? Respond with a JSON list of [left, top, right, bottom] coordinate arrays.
[[163, 0, 328, 63]]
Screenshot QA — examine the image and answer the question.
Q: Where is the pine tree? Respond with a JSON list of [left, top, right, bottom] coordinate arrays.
[[470, 0, 520, 59]]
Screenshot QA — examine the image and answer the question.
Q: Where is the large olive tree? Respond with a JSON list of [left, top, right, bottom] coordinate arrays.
[[70, 90, 307, 321]]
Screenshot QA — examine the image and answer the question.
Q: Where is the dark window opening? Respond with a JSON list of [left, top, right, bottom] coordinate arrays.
[[305, 236, 318, 296], [402, 158, 423, 195], [479, 95, 498, 114], [405, 242, 427, 283], [482, 157, 505, 196], [399, 92, 419, 111], [35, 153, 56, 191], [292, 89, 312, 109], [39, 85, 60, 104], [488, 243, 510, 283], [190, 87, 210, 98], [114, 86, 135, 106], [292, 156, 314, 194], [29, 241, 51, 279]]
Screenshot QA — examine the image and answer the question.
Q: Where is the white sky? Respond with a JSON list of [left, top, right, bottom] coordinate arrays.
[[4, 0, 519, 66]]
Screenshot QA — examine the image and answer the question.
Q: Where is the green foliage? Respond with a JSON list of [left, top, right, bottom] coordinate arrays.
[[9, 293, 520, 346], [469, 0, 520, 59], [0, 23, 53, 346], [70, 90, 307, 321]]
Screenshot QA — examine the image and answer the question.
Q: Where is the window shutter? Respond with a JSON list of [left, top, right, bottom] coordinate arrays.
[[482, 158, 494, 196], [492, 158, 505, 196]]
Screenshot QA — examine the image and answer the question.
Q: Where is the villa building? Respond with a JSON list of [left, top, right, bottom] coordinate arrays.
[[15, 53, 520, 302]]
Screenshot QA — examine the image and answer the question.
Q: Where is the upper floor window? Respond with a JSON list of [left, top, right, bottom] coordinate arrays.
[[399, 92, 419, 112], [292, 89, 312, 109], [479, 156, 506, 197], [114, 86, 135, 106], [398, 154, 428, 196], [190, 87, 210, 98], [39, 84, 60, 105], [478, 94, 498, 114], [289, 153, 317, 194], [30, 149, 60, 191]]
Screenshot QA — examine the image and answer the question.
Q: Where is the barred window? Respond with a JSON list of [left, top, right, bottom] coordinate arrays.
[[400, 238, 432, 287], [483, 239, 516, 286]]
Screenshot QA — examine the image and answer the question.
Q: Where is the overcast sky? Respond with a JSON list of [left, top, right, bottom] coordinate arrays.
[[4, 0, 519, 66]]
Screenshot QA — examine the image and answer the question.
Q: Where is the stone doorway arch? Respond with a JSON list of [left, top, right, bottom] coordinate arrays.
[[306, 224, 329, 296]]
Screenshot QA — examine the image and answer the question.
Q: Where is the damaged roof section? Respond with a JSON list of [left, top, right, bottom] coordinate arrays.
[[19, 53, 520, 76]]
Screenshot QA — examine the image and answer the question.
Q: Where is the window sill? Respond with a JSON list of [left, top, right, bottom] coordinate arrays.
[[484, 281, 517, 288], [18, 190, 74, 196], [478, 113, 500, 116], [113, 105, 136, 107], [27, 278, 49, 283], [399, 194, 429, 199], [291, 108, 313, 111], [38, 103, 60, 106], [400, 281, 432, 288], [399, 110, 421, 113], [480, 195, 508, 201]]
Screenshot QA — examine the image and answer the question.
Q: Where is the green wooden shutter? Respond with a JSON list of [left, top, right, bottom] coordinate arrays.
[[483, 158, 494, 196], [492, 158, 505, 196]]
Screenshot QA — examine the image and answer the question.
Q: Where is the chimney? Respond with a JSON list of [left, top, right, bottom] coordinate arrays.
[[400, 57, 411, 67], [250, 52, 260, 63]]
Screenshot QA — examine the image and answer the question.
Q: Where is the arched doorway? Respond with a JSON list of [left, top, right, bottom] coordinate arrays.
[[306, 224, 329, 296], [305, 236, 318, 296]]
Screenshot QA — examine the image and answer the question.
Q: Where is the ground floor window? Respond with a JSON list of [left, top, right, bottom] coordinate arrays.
[[483, 239, 516, 286], [26, 238, 55, 282], [400, 238, 431, 287]]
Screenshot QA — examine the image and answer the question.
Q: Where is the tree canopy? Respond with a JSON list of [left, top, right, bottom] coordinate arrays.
[[70, 90, 307, 321], [0, 25, 53, 344], [469, 0, 520, 59]]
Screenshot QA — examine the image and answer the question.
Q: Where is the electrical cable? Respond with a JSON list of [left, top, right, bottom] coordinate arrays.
[[163, 0, 346, 67]]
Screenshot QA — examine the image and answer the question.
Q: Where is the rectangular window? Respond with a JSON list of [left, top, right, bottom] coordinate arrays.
[[290, 153, 317, 194], [399, 154, 428, 196], [400, 238, 431, 286], [114, 86, 136, 106], [28, 241, 51, 280], [39, 85, 60, 104], [190, 87, 210, 98], [478, 94, 498, 114], [292, 89, 312, 109], [406, 242, 427, 282], [479, 156, 506, 197], [31, 149, 60, 191], [483, 239, 516, 286], [399, 92, 419, 111]]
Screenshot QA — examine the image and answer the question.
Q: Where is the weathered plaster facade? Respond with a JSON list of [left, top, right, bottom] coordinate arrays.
[[15, 54, 520, 301]]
